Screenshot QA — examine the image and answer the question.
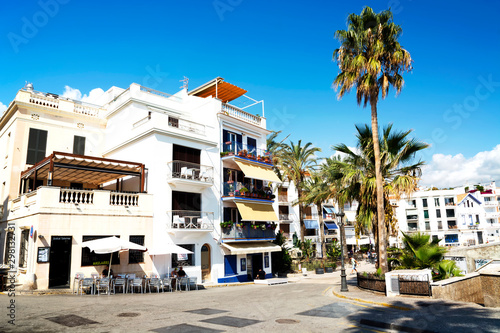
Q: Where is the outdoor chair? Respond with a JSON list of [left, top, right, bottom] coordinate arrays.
[[200, 216, 210, 229], [73, 272, 85, 294], [173, 215, 185, 228], [162, 277, 173, 292], [97, 278, 111, 295], [148, 278, 162, 293], [113, 278, 127, 294], [79, 278, 95, 295], [188, 276, 198, 290], [177, 277, 189, 291], [91, 273, 99, 280], [129, 278, 143, 294], [181, 167, 193, 179]]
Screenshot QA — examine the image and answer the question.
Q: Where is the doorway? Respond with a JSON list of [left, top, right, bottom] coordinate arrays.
[[477, 231, 483, 245], [201, 244, 211, 282], [48, 236, 72, 288], [247, 253, 263, 281]]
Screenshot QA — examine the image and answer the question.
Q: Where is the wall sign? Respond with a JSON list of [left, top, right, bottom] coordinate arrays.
[[37, 247, 50, 263]]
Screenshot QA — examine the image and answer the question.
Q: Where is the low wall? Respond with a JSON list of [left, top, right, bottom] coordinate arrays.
[[431, 273, 484, 305], [481, 272, 500, 307]]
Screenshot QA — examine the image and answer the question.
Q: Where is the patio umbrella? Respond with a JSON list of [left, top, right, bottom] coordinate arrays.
[[148, 243, 193, 276], [82, 236, 147, 278]]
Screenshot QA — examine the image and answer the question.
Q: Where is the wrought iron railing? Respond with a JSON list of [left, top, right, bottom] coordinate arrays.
[[220, 223, 276, 241], [166, 161, 213, 184], [166, 210, 214, 230], [221, 141, 272, 164]]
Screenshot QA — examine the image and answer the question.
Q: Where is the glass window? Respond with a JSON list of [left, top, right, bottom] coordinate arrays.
[[436, 210, 441, 218], [73, 136, 86, 155], [128, 235, 145, 264], [422, 199, 428, 208], [434, 198, 440, 207], [424, 210, 429, 219], [19, 230, 29, 268], [437, 221, 443, 230], [446, 209, 455, 218], [172, 244, 194, 267]]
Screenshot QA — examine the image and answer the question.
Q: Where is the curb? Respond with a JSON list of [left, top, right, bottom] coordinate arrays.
[[331, 288, 413, 311]]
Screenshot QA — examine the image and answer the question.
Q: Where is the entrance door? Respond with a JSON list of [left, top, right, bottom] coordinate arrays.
[[251, 253, 263, 280], [477, 231, 483, 244], [49, 236, 72, 288], [246, 254, 253, 281], [201, 244, 211, 282]]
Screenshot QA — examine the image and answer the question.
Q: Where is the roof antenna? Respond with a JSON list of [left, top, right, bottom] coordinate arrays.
[[180, 76, 189, 91]]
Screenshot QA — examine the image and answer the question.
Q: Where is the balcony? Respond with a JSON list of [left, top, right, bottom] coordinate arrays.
[[279, 214, 291, 221], [9, 187, 153, 218], [166, 160, 213, 191], [484, 201, 499, 207], [407, 223, 418, 232], [221, 222, 276, 241], [485, 212, 500, 219], [406, 215, 418, 221], [221, 103, 263, 127], [278, 195, 288, 203], [447, 223, 458, 230], [221, 142, 273, 165], [166, 210, 214, 232], [222, 181, 274, 201]]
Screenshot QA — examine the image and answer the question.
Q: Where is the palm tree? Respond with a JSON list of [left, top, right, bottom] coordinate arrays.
[[332, 124, 427, 269], [333, 7, 413, 273], [266, 131, 288, 180], [301, 172, 330, 256], [280, 140, 321, 242]]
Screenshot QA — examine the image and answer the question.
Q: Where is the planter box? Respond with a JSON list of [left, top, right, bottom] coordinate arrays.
[[325, 267, 335, 273], [315, 268, 325, 275]]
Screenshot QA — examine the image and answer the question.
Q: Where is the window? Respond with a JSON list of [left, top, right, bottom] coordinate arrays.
[[128, 235, 145, 264], [422, 198, 428, 208], [476, 215, 480, 224], [445, 234, 459, 243], [81, 236, 120, 266], [73, 136, 85, 155], [425, 221, 430, 231], [446, 209, 455, 218], [424, 210, 429, 219], [172, 244, 194, 267], [168, 116, 179, 128], [437, 221, 443, 230], [444, 197, 455, 206], [436, 210, 441, 218], [434, 198, 440, 207], [173, 144, 200, 164], [247, 137, 257, 155], [432, 235, 439, 243], [26, 128, 47, 164], [172, 191, 201, 211], [19, 230, 29, 268]]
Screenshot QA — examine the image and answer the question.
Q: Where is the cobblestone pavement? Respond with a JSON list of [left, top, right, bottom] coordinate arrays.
[[1, 261, 499, 332]]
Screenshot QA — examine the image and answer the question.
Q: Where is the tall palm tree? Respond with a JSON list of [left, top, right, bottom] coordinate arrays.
[[332, 124, 427, 269], [333, 7, 413, 273], [266, 131, 288, 180], [280, 140, 321, 242]]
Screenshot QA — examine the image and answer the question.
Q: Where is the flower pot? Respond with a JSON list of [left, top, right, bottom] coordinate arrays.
[[315, 268, 325, 275], [325, 267, 334, 273]]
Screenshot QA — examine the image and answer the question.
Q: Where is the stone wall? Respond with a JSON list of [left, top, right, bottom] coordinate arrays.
[[447, 242, 500, 273], [431, 273, 484, 305], [481, 272, 500, 307]]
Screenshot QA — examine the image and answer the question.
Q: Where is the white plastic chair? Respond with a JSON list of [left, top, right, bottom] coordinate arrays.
[[113, 278, 127, 294], [79, 278, 95, 295], [162, 277, 173, 292], [97, 278, 111, 295], [73, 272, 85, 294], [173, 215, 185, 228], [188, 277, 198, 290], [148, 278, 162, 293], [129, 278, 143, 294], [200, 216, 210, 229], [177, 276, 189, 291]]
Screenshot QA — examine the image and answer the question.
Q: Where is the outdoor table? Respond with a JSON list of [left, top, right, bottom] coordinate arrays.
[[183, 216, 199, 228]]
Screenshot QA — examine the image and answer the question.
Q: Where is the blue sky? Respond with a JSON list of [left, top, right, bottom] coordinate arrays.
[[1, 0, 499, 187]]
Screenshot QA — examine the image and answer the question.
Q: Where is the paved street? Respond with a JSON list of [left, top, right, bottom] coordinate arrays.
[[1, 264, 500, 333]]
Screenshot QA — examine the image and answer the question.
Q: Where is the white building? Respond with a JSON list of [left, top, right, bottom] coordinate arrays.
[[393, 182, 500, 247], [0, 78, 283, 289]]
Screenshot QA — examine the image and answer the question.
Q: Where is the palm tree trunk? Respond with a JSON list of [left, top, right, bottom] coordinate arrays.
[[298, 189, 305, 242], [318, 203, 326, 258], [371, 101, 388, 273]]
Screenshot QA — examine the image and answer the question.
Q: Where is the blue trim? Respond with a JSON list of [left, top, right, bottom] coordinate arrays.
[[218, 274, 249, 283], [304, 219, 319, 229], [324, 222, 338, 230], [221, 238, 275, 243], [221, 197, 274, 203]]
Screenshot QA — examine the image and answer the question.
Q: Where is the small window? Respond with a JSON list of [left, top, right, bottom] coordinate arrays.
[[73, 136, 86, 155], [424, 210, 429, 219], [434, 198, 440, 207], [26, 128, 48, 164], [422, 199, 428, 208], [436, 210, 441, 218], [168, 116, 179, 128], [128, 235, 145, 264]]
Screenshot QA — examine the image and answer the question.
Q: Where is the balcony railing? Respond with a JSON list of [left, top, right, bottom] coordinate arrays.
[[22, 90, 103, 118], [279, 214, 291, 221], [406, 215, 418, 221], [485, 212, 500, 219], [484, 201, 499, 207], [447, 224, 458, 229], [9, 187, 153, 217], [222, 181, 274, 200], [221, 223, 276, 241], [166, 210, 214, 230], [166, 160, 213, 184], [221, 103, 262, 126], [221, 142, 272, 164], [278, 195, 288, 202]]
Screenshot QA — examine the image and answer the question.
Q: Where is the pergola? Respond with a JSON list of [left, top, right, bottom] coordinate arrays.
[[20, 151, 146, 193]]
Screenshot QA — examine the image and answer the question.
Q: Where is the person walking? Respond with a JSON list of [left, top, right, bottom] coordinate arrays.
[[350, 257, 358, 274]]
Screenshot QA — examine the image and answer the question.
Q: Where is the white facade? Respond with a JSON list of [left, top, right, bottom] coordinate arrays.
[[393, 182, 500, 247]]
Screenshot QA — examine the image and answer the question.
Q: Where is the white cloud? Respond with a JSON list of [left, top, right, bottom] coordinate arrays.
[[0, 101, 7, 114], [331, 146, 359, 160], [62, 86, 105, 105], [420, 145, 500, 188]]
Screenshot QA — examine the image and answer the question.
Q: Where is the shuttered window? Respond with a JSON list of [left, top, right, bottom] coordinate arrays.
[[26, 128, 48, 164], [73, 136, 86, 155]]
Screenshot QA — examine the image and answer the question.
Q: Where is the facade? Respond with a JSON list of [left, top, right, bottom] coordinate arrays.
[[393, 182, 500, 247], [0, 78, 282, 289]]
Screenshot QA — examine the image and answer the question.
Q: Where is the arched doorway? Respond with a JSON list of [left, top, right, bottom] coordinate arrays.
[[201, 244, 211, 282]]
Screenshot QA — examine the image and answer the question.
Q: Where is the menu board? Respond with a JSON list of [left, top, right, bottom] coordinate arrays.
[[37, 247, 50, 263]]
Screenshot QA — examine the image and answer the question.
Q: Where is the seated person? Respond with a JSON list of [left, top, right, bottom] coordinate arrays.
[[177, 267, 187, 278], [171, 268, 178, 278], [255, 268, 265, 280], [102, 265, 113, 278]]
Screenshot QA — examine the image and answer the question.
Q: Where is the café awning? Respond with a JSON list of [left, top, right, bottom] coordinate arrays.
[[222, 242, 281, 255], [235, 202, 278, 222], [234, 160, 281, 183]]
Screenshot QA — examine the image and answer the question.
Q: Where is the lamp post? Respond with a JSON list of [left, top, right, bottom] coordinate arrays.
[[337, 212, 348, 292]]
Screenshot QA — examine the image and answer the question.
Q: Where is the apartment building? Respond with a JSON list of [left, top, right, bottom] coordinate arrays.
[[393, 182, 500, 247], [0, 78, 282, 289]]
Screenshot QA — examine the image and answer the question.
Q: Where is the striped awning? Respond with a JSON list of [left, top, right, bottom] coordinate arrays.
[[234, 160, 281, 183], [222, 242, 281, 255], [235, 202, 278, 222]]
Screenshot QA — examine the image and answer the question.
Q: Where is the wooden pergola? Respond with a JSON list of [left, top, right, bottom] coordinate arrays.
[[20, 151, 146, 193]]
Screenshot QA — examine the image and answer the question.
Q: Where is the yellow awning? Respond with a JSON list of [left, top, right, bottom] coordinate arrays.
[[222, 242, 281, 255], [234, 160, 281, 183], [235, 202, 279, 222]]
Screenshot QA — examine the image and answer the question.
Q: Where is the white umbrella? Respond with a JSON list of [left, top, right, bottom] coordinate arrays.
[[82, 236, 147, 278], [148, 243, 193, 276]]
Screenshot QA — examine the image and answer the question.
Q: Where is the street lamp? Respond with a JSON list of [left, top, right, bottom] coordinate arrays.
[[337, 211, 348, 292]]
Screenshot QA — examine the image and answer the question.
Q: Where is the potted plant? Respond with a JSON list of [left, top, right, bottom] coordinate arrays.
[[238, 149, 247, 157], [257, 155, 262, 161], [260, 224, 267, 230], [220, 221, 234, 228], [240, 187, 249, 196], [220, 151, 229, 158]]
